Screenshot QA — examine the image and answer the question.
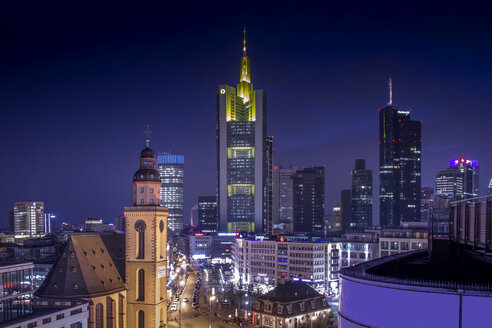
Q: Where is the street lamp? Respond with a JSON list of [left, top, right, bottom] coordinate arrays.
[[311, 314, 317, 328], [209, 296, 216, 328]]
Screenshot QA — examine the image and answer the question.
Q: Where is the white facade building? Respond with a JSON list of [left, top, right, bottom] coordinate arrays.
[[232, 235, 378, 296]]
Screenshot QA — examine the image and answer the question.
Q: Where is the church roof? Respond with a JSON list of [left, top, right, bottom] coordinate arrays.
[[35, 234, 126, 299], [253, 281, 330, 317]]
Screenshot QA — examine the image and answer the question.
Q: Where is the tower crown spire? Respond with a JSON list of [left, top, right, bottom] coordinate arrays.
[[243, 27, 247, 57], [144, 124, 151, 147], [239, 28, 251, 84], [388, 77, 393, 105]]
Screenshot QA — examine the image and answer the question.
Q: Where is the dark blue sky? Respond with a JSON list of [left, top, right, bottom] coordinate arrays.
[[1, 1, 491, 227]]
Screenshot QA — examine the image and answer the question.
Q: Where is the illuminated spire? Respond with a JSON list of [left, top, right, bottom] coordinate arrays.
[[243, 27, 247, 57], [388, 77, 393, 105], [239, 28, 251, 83]]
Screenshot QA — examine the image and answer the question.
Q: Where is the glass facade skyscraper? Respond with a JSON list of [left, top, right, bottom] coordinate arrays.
[[351, 159, 372, 230], [198, 196, 218, 233], [379, 81, 422, 227], [217, 31, 268, 233], [12, 201, 44, 236], [292, 167, 325, 233], [157, 153, 184, 234], [435, 157, 479, 201]]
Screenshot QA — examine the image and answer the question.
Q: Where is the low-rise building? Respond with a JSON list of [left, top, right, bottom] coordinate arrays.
[[233, 235, 378, 296], [0, 262, 35, 324], [378, 226, 428, 258], [252, 279, 331, 328], [2, 299, 89, 328]]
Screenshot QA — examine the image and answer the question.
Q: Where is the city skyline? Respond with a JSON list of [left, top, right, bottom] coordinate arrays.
[[2, 2, 492, 227]]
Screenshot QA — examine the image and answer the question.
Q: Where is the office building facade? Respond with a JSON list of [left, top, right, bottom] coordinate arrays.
[[292, 167, 325, 233], [198, 196, 218, 233], [12, 201, 44, 237], [435, 157, 479, 201], [351, 159, 372, 230], [278, 166, 296, 232], [340, 189, 352, 232], [217, 32, 268, 233], [420, 186, 434, 221], [157, 153, 184, 234], [379, 79, 421, 227]]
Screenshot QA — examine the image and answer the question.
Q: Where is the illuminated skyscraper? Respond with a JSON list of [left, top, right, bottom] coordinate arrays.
[[379, 79, 421, 227], [488, 179, 492, 195], [157, 153, 184, 234], [12, 201, 44, 236], [420, 186, 434, 221], [217, 30, 268, 233], [292, 167, 325, 233], [198, 196, 218, 233], [278, 166, 297, 232], [351, 159, 373, 230], [435, 157, 479, 201]]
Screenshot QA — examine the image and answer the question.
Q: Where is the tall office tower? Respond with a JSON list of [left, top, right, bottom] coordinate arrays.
[[351, 159, 373, 230], [272, 165, 280, 231], [420, 186, 434, 221], [436, 157, 479, 201], [157, 153, 184, 235], [44, 213, 55, 234], [125, 142, 168, 328], [293, 167, 325, 233], [488, 179, 492, 194], [278, 166, 297, 232], [332, 204, 342, 232], [115, 215, 126, 231], [340, 189, 352, 231], [198, 196, 218, 233], [379, 78, 422, 227], [12, 201, 44, 236], [217, 30, 267, 233], [264, 136, 274, 234]]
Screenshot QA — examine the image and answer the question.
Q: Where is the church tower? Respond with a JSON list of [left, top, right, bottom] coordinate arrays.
[[125, 132, 168, 328]]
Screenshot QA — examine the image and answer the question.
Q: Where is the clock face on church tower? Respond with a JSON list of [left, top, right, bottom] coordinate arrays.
[[134, 220, 147, 233]]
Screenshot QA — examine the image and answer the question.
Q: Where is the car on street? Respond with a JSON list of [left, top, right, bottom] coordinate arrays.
[[183, 297, 188, 302]]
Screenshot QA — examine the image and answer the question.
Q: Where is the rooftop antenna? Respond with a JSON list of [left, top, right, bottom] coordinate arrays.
[[388, 77, 393, 105], [144, 124, 152, 147], [243, 27, 247, 57]]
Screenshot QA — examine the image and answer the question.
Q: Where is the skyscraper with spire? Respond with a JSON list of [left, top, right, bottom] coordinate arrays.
[[379, 78, 422, 227], [217, 29, 269, 233]]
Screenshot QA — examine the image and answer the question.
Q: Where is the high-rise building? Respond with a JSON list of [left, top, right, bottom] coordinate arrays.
[[332, 203, 342, 232], [351, 159, 373, 230], [264, 136, 274, 234], [340, 189, 352, 232], [198, 196, 218, 233], [278, 166, 297, 233], [217, 30, 268, 233], [420, 186, 434, 221], [157, 153, 184, 234], [115, 215, 126, 231], [125, 143, 168, 327], [44, 213, 55, 234], [379, 78, 422, 227], [12, 201, 44, 236], [488, 179, 492, 195], [293, 167, 325, 233], [435, 157, 479, 201]]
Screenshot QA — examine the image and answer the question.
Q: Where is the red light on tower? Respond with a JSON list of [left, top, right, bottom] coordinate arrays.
[[460, 157, 465, 163], [274, 166, 278, 170]]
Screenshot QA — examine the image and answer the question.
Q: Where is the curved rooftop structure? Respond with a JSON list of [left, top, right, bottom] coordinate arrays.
[[339, 249, 492, 328]]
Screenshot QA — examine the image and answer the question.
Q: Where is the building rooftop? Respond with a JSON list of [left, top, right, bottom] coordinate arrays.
[[35, 234, 126, 299], [253, 280, 330, 317], [341, 246, 492, 293]]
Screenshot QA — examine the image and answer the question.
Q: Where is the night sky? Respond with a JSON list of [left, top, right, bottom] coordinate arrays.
[[1, 1, 491, 228]]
